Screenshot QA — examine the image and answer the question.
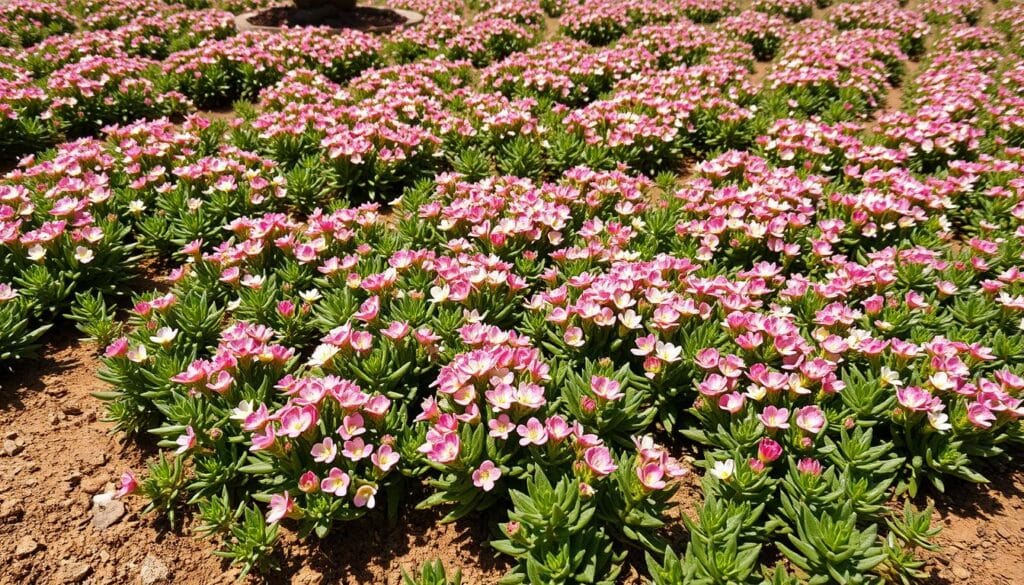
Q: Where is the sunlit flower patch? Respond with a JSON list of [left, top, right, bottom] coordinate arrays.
[[2, 0, 1024, 583]]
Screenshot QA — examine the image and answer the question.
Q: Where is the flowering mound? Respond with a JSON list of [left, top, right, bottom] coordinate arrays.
[[2, 0, 1024, 582]]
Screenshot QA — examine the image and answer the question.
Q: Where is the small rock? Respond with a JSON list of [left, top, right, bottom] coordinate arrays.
[[3, 430, 16, 439], [14, 536, 39, 558], [2, 439, 23, 456], [80, 477, 105, 494], [140, 554, 171, 585], [0, 499, 24, 522], [91, 494, 126, 531], [86, 452, 108, 468], [951, 564, 971, 581], [996, 526, 1017, 540], [61, 404, 82, 416], [61, 562, 93, 583]]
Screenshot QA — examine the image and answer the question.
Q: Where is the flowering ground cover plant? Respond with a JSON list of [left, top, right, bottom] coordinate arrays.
[[2, 0, 1024, 582]]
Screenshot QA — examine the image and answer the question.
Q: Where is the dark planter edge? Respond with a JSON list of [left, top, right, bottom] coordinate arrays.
[[235, 5, 424, 34]]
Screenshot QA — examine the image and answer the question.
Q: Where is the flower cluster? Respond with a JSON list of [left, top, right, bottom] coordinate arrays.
[[3, 1, 1024, 584]]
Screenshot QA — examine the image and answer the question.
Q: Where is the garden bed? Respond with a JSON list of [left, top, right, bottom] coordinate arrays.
[[2, 0, 1024, 582]]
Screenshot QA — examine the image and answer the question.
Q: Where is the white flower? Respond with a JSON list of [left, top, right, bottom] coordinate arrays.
[[430, 284, 450, 303], [308, 344, 340, 367], [230, 400, 254, 421], [127, 345, 149, 363], [746, 384, 767, 402], [879, 367, 903, 388], [27, 244, 46, 261], [928, 372, 956, 392], [928, 411, 952, 433], [149, 327, 178, 346], [710, 459, 735, 481], [128, 200, 147, 214], [74, 246, 94, 264], [299, 289, 322, 303], [654, 341, 682, 363]]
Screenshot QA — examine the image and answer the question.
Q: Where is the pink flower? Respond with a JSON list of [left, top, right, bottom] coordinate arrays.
[[583, 446, 617, 477], [298, 471, 320, 493], [363, 395, 391, 419], [517, 417, 549, 446], [354, 296, 380, 322], [338, 413, 366, 440], [632, 334, 657, 356], [242, 404, 271, 432], [342, 437, 373, 461], [381, 321, 411, 340], [796, 458, 823, 476], [249, 424, 276, 452], [174, 426, 196, 455], [472, 460, 502, 491], [794, 405, 826, 434], [371, 444, 400, 473], [426, 432, 460, 464], [172, 362, 208, 385], [718, 392, 746, 414], [545, 415, 573, 442], [104, 337, 129, 358], [206, 371, 233, 393], [563, 327, 585, 347], [353, 484, 377, 508], [967, 402, 996, 428], [757, 438, 783, 463], [488, 414, 515, 439], [590, 376, 624, 401], [758, 406, 790, 430], [266, 491, 296, 524], [115, 471, 137, 498], [311, 437, 337, 463], [320, 468, 351, 496], [897, 386, 942, 412], [636, 462, 667, 491], [698, 373, 729, 396], [277, 300, 296, 318], [279, 405, 318, 438]]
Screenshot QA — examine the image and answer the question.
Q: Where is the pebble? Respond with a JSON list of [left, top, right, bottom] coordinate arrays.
[[61, 561, 93, 583], [951, 564, 972, 580], [86, 452, 108, 468], [0, 498, 24, 522], [140, 554, 172, 585], [3, 438, 23, 456], [80, 477, 106, 494], [91, 493, 126, 531], [61, 404, 83, 416], [14, 536, 40, 558]]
